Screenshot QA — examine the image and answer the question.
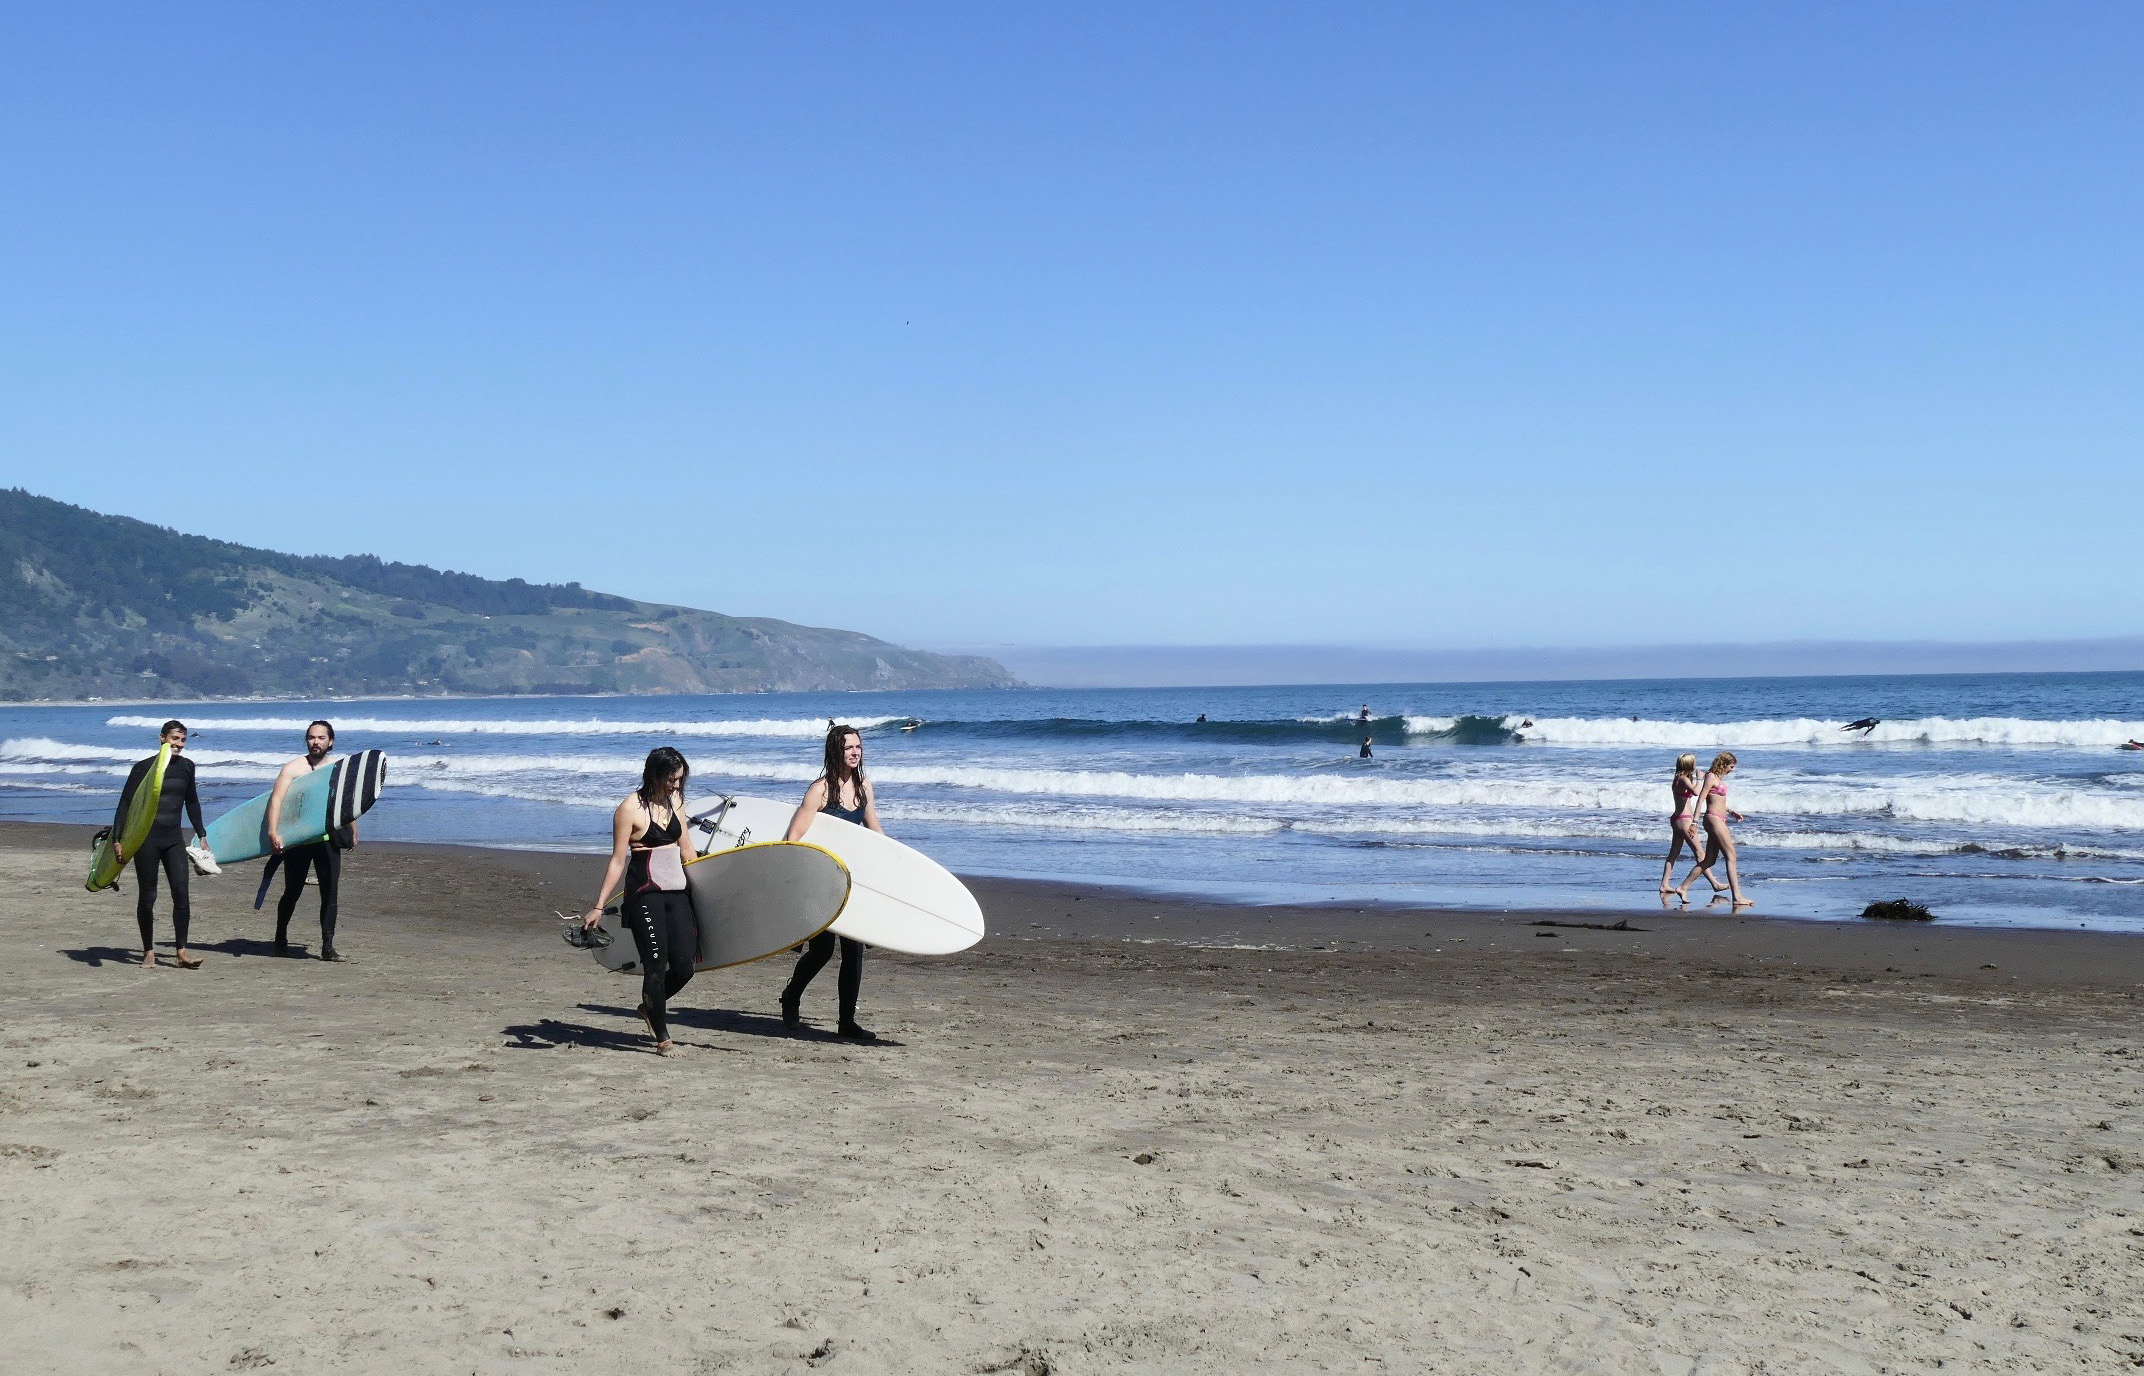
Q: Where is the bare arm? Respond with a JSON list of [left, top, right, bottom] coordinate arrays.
[[860, 781, 885, 836], [182, 763, 206, 839], [583, 799, 641, 927], [785, 779, 829, 842], [265, 760, 305, 852]]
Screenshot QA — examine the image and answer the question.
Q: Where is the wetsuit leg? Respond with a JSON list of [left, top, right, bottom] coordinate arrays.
[[783, 930, 836, 1005], [274, 845, 314, 945], [624, 891, 694, 1042], [314, 844, 342, 949], [659, 891, 697, 1005], [132, 847, 162, 951], [157, 839, 191, 949], [836, 937, 864, 1025]]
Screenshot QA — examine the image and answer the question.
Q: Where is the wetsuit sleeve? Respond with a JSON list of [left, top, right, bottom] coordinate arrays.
[[112, 757, 151, 835], [183, 761, 206, 836]]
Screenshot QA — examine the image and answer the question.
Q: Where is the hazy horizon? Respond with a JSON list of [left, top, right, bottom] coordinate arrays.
[[963, 636, 2144, 689]]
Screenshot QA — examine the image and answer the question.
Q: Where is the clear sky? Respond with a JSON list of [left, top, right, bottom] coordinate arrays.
[[2, 4, 2138, 655]]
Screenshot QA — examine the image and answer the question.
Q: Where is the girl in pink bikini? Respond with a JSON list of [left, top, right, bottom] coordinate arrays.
[[1675, 751, 1752, 907], [1658, 753, 1716, 895]]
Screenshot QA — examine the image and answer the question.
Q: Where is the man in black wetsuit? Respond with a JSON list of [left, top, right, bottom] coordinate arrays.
[[112, 719, 207, 969], [267, 720, 355, 961]]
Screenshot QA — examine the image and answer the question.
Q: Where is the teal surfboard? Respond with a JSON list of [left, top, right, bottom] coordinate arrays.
[[206, 750, 389, 865]]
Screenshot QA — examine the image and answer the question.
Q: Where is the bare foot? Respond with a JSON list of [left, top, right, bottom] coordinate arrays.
[[654, 1041, 681, 1057], [173, 950, 203, 969], [140, 950, 156, 969]]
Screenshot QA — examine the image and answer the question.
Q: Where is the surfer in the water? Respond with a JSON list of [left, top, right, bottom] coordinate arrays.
[[1842, 718, 1881, 735], [580, 747, 700, 1057], [267, 721, 356, 960], [1359, 736, 1373, 759], [780, 724, 881, 1042], [112, 720, 207, 969]]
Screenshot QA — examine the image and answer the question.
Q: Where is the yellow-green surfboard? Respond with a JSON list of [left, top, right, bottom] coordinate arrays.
[[86, 742, 170, 892]]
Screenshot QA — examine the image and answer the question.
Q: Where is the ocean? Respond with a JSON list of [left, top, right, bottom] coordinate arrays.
[[5, 671, 2142, 932]]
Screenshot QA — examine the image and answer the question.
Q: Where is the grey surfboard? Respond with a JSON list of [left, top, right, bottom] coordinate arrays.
[[592, 841, 849, 975]]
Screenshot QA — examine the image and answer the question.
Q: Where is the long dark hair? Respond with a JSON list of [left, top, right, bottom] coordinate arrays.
[[638, 746, 689, 808], [821, 724, 865, 806]]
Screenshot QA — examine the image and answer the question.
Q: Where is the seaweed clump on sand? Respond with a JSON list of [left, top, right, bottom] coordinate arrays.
[[1860, 899, 1936, 922]]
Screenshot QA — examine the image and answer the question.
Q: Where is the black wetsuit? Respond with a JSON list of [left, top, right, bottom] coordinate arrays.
[[273, 757, 349, 956], [621, 804, 696, 1043], [782, 787, 868, 1030], [114, 753, 206, 953]]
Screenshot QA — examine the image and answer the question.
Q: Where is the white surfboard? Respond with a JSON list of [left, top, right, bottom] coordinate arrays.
[[687, 794, 986, 955]]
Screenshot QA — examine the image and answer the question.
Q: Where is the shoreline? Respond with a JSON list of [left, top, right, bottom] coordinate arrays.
[[12, 820, 2139, 991]]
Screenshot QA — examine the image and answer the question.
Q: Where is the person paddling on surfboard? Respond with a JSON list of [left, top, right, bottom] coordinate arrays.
[[266, 720, 355, 961], [780, 724, 882, 1042], [580, 747, 701, 1057], [112, 719, 207, 970]]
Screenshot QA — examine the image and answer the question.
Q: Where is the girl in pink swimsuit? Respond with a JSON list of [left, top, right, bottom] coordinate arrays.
[[1675, 751, 1751, 907], [1659, 753, 1715, 895]]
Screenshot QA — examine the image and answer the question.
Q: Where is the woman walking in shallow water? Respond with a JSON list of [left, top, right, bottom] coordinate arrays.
[[581, 747, 700, 1056], [1658, 753, 1716, 896], [780, 724, 881, 1042], [1677, 751, 1751, 907]]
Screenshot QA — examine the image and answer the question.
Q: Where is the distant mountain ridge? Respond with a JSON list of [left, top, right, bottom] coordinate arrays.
[[0, 490, 1016, 700]]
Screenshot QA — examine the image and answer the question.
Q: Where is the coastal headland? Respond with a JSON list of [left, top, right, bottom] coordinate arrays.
[[3, 822, 2139, 1373]]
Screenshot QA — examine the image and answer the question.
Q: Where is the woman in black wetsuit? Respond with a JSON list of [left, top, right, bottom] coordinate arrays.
[[780, 723, 882, 1041], [580, 747, 700, 1056], [112, 719, 207, 969]]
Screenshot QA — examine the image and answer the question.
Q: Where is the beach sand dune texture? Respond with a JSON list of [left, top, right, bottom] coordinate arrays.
[[2, 826, 2140, 1374]]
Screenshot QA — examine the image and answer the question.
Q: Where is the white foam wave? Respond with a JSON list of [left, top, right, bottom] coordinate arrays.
[[103, 714, 902, 739], [17, 736, 2144, 835], [1502, 715, 2144, 750]]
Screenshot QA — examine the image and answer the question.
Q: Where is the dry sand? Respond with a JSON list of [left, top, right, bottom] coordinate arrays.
[[2, 822, 2141, 1374]]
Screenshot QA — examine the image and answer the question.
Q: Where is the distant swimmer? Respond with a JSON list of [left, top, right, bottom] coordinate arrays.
[[1195, 714, 1207, 723], [1842, 718, 1881, 735], [1359, 736, 1374, 759]]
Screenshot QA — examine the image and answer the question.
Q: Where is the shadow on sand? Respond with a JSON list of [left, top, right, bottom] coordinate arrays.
[[60, 945, 149, 968], [499, 1017, 658, 1053], [581, 1002, 904, 1048]]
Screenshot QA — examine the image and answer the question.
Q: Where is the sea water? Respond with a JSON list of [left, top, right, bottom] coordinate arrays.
[[5, 672, 2142, 932]]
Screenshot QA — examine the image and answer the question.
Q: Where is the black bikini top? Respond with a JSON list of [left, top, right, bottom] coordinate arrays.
[[633, 803, 681, 849]]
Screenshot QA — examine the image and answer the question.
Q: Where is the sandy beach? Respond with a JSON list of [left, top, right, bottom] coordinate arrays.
[[3, 820, 2141, 1374]]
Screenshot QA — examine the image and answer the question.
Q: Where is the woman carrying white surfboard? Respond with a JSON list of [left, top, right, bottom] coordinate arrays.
[[779, 724, 881, 1042], [580, 747, 701, 1057]]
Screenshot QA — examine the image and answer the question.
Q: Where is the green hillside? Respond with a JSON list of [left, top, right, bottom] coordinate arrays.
[[0, 490, 1016, 700]]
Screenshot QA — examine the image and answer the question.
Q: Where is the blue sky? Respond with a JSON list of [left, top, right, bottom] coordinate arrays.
[[1, 4, 2138, 655]]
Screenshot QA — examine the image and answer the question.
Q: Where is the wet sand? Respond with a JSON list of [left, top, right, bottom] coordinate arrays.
[[3, 822, 2141, 1373]]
